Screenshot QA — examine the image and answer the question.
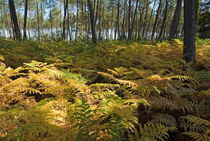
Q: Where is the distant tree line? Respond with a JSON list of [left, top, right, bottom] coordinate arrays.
[[0, 0, 209, 65], [0, 0, 208, 41]]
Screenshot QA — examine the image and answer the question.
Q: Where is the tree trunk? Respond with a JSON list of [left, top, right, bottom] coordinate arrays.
[[142, 0, 150, 39], [127, 0, 132, 40], [130, 0, 139, 40], [158, 0, 169, 40], [23, 0, 28, 40], [87, 0, 97, 43], [169, 0, 182, 40], [121, 0, 127, 40], [8, 0, 21, 40], [137, 1, 146, 41], [63, 0, 68, 40], [151, 0, 162, 40], [75, 0, 79, 41], [36, 3, 40, 40], [183, 0, 196, 65]]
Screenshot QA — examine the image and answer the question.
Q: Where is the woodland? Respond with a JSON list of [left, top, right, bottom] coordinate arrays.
[[0, 0, 210, 141]]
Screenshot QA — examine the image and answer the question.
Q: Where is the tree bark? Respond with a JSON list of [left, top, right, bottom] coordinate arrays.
[[75, 0, 79, 41], [127, 0, 132, 40], [36, 3, 40, 40], [63, 0, 68, 40], [158, 0, 169, 40], [23, 0, 28, 40], [8, 0, 21, 40], [87, 0, 97, 43], [142, 0, 150, 39], [130, 0, 139, 40], [183, 0, 196, 65], [169, 0, 182, 40], [151, 0, 162, 40]]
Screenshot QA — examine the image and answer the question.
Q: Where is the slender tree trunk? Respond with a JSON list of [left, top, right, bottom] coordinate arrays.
[[37, 3, 40, 40], [8, 0, 21, 40], [183, 0, 196, 65], [81, 1, 84, 39], [158, 0, 169, 40], [67, 5, 71, 40], [137, 1, 146, 41], [41, 0, 44, 37], [127, 0, 132, 40], [130, 0, 139, 40], [87, 0, 97, 43], [75, 0, 79, 41], [98, 0, 102, 40], [151, 0, 162, 40], [63, 0, 68, 39], [23, 0, 28, 40], [114, 0, 120, 40], [110, 6, 114, 40], [121, 0, 127, 40], [142, 0, 150, 39], [169, 0, 182, 40]]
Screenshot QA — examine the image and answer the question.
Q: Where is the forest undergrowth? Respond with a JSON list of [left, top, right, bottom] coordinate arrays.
[[0, 38, 210, 141]]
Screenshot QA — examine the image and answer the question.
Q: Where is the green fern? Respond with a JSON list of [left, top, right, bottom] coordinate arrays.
[[71, 98, 98, 141], [107, 114, 126, 141]]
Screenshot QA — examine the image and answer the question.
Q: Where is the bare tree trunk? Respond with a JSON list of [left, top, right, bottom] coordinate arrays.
[[36, 3, 40, 40], [87, 0, 97, 43], [75, 0, 79, 41], [8, 0, 21, 40], [137, 1, 145, 41], [41, 0, 44, 38], [127, 0, 132, 40], [142, 0, 150, 39], [130, 0, 139, 40], [169, 0, 182, 40], [121, 0, 127, 40], [151, 0, 162, 40], [98, 0, 102, 40], [63, 0, 68, 39], [114, 0, 120, 40], [23, 0, 28, 40], [183, 0, 196, 65], [158, 0, 169, 40]]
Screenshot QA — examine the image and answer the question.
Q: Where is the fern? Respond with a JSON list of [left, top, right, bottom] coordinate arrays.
[[129, 123, 176, 141], [180, 115, 210, 133], [150, 114, 177, 127], [107, 114, 126, 141], [71, 98, 98, 141], [183, 131, 210, 141]]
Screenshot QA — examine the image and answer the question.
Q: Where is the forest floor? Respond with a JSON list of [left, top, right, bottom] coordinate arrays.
[[0, 38, 210, 141]]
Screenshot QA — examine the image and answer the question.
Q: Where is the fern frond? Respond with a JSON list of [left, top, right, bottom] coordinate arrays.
[[129, 123, 176, 141], [107, 114, 126, 141], [183, 131, 210, 141], [151, 114, 177, 127], [163, 75, 193, 82], [180, 115, 210, 132]]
